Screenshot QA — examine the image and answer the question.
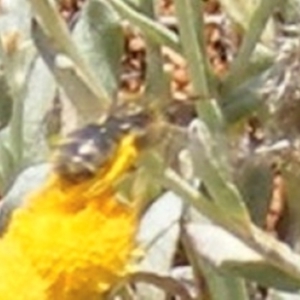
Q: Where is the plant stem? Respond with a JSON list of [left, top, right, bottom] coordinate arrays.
[[174, 0, 210, 98], [223, 0, 281, 93], [9, 92, 23, 171], [140, 0, 170, 109], [173, 0, 223, 131], [110, 0, 181, 52]]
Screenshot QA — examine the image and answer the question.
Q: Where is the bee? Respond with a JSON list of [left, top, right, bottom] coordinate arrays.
[[52, 104, 154, 182], [52, 95, 196, 183]]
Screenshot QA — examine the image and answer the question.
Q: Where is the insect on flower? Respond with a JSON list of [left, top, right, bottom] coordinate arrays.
[[0, 96, 196, 299], [52, 93, 196, 183], [52, 103, 156, 182]]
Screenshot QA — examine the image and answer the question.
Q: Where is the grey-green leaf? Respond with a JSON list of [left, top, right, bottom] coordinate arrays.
[[0, 163, 50, 235], [0, 73, 12, 130], [235, 157, 272, 228], [29, 0, 111, 122], [199, 259, 249, 300], [73, 0, 124, 101], [0, 138, 15, 192], [22, 57, 56, 165], [182, 217, 248, 300], [187, 223, 300, 291], [188, 119, 251, 223], [110, 0, 180, 52], [136, 191, 183, 300], [269, 290, 300, 300], [31, 22, 106, 124]]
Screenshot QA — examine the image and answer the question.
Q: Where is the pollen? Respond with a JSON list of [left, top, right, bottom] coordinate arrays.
[[0, 134, 140, 299]]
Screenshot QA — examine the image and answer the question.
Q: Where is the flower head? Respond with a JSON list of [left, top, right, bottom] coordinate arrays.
[[0, 134, 139, 299]]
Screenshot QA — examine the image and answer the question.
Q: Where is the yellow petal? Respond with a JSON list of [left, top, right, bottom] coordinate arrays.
[[0, 134, 140, 299]]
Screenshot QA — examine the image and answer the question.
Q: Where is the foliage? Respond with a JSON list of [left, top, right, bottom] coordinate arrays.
[[1, 0, 300, 299]]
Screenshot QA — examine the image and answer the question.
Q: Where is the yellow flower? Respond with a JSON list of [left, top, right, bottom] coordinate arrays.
[[0, 134, 139, 300]]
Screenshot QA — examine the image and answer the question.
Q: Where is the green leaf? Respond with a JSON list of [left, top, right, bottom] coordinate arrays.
[[0, 33, 37, 179], [3, 40, 36, 172], [31, 22, 104, 124], [164, 167, 300, 289], [0, 163, 50, 234], [221, 45, 274, 97], [174, 0, 222, 130], [270, 290, 300, 300], [73, 0, 124, 100], [221, 81, 265, 125], [110, 0, 181, 52], [0, 73, 12, 130], [218, 0, 257, 30], [222, 0, 280, 94], [278, 0, 300, 24], [218, 0, 276, 44], [225, 263, 300, 292], [138, 191, 183, 270], [136, 191, 183, 300], [0, 138, 15, 192], [183, 222, 249, 300], [188, 119, 251, 223], [187, 223, 300, 291], [282, 164, 300, 247], [29, 0, 110, 122], [201, 260, 249, 300], [22, 57, 56, 165], [235, 158, 272, 228], [174, 0, 210, 97], [139, 0, 170, 108]]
